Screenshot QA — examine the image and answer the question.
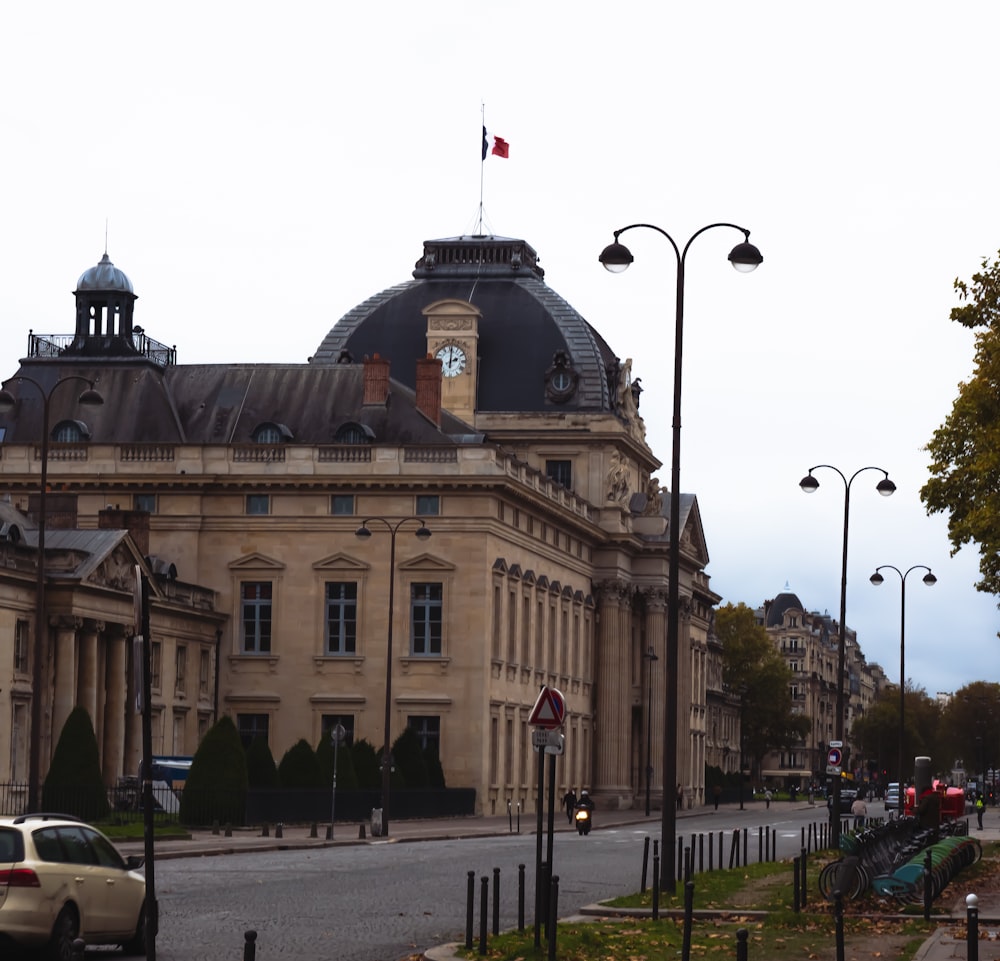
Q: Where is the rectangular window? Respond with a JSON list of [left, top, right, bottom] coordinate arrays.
[[241, 581, 273, 653], [175, 645, 187, 695], [151, 641, 162, 691], [330, 494, 355, 516], [408, 715, 441, 757], [134, 493, 157, 513], [236, 713, 269, 750], [545, 459, 572, 489], [415, 494, 440, 516], [410, 582, 443, 655], [199, 648, 211, 697], [325, 582, 358, 654], [246, 494, 270, 515], [14, 619, 29, 674], [322, 714, 355, 747]]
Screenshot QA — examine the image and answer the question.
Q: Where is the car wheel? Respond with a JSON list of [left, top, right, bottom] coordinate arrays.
[[46, 906, 79, 961], [121, 902, 147, 956]]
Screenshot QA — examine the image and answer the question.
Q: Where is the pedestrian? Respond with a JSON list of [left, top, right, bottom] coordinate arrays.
[[851, 794, 868, 829], [563, 788, 577, 825], [712, 783, 722, 811], [976, 792, 985, 830], [676, 783, 684, 811], [764, 788, 772, 810]]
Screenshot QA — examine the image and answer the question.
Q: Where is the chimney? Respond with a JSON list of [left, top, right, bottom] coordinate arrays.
[[415, 354, 443, 427], [98, 507, 150, 556], [362, 353, 391, 405]]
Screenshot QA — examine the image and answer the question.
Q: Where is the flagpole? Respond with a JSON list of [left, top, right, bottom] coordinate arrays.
[[478, 104, 486, 234]]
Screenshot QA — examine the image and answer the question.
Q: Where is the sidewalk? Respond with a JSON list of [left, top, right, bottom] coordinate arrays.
[[115, 802, 1000, 961]]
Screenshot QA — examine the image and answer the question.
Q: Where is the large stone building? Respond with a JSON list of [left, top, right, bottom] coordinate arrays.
[[756, 587, 888, 786], [0, 235, 729, 814]]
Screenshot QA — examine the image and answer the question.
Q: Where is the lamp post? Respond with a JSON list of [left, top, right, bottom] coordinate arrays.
[[643, 646, 658, 816], [869, 564, 936, 817], [601, 223, 763, 891], [799, 464, 895, 846], [0, 375, 103, 810], [354, 516, 431, 837]]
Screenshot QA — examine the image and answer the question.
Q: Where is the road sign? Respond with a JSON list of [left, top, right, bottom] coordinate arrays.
[[827, 747, 842, 767], [531, 729, 565, 755], [527, 685, 566, 730]]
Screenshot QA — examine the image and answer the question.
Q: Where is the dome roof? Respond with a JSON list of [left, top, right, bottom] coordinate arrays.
[[765, 587, 805, 628], [76, 253, 134, 294], [311, 235, 619, 413]]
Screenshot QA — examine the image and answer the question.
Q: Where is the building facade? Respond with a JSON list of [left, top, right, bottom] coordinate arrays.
[[0, 235, 728, 813]]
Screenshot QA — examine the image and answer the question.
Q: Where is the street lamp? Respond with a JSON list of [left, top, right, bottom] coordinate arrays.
[[0, 375, 103, 810], [869, 564, 936, 817], [354, 516, 431, 837], [799, 464, 895, 845], [642, 646, 658, 816], [601, 223, 762, 891]]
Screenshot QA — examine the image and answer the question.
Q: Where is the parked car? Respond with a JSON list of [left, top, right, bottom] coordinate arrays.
[[0, 813, 146, 959], [884, 782, 901, 811]]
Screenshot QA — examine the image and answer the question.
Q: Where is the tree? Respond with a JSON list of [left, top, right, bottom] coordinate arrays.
[[277, 738, 323, 788], [179, 715, 248, 826], [42, 706, 109, 820], [715, 602, 811, 781], [316, 730, 359, 791], [392, 727, 429, 788], [939, 681, 1000, 783], [921, 250, 1000, 601], [245, 735, 279, 788], [352, 739, 380, 789]]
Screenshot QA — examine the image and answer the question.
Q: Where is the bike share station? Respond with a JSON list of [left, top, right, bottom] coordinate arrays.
[[528, 685, 566, 948]]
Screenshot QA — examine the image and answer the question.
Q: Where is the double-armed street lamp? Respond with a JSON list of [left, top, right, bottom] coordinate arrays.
[[355, 517, 431, 837], [600, 223, 763, 891], [869, 564, 936, 817], [0, 375, 104, 810], [799, 464, 895, 845]]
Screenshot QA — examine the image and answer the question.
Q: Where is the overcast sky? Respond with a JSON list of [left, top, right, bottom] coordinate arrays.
[[3, 2, 998, 699]]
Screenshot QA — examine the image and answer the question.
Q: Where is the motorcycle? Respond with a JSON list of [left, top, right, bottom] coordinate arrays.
[[574, 805, 592, 835]]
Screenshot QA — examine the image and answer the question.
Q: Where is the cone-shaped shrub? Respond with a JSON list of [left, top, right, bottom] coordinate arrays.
[[42, 706, 109, 820], [425, 744, 446, 788], [316, 731, 358, 790], [352, 739, 380, 789], [179, 715, 247, 826], [277, 738, 322, 788], [245, 735, 279, 788], [392, 727, 428, 788]]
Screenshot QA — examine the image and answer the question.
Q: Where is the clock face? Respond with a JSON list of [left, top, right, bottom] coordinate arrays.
[[435, 344, 467, 378]]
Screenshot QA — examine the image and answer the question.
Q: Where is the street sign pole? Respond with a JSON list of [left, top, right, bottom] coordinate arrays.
[[533, 744, 545, 948]]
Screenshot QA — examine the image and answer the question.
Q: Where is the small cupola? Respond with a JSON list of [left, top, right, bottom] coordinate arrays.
[[64, 252, 140, 357]]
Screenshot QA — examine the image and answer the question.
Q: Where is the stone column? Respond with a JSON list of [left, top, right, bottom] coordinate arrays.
[[123, 633, 142, 776], [51, 617, 82, 750], [642, 588, 668, 809], [592, 580, 632, 806], [676, 598, 694, 806], [103, 628, 128, 782], [77, 620, 102, 731]]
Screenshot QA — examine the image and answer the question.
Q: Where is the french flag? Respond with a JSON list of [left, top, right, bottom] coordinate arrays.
[[482, 126, 509, 160]]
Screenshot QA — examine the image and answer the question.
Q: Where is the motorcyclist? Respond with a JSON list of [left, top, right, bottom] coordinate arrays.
[[576, 789, 595, 812]]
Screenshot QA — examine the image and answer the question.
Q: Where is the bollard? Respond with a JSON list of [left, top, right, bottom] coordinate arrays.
[[326, 824, 333, 841], [465, 871, 475, 950], [225, 822, 233, 838], [243, 930, 257, 961], [698, 832, 704, 873], [729, 828, 738, 868], [758, 826, 763, 864], [652, 850, 660, 920], [518, 863, 525, 932], [479, 875, 488, 955], [771, 828, 776, 862], [717, 830, 723, 870], [967, 893, 979, 961], [743, 827, 748, 866], [492, 867, 500, 936], [641, 835, 650, 893], [358, 822, 366, 839], [736, 928, 748, 961], [683, 846, 691, 882], [309, 822, 318, 839], [677, 836, 683, 882], [682, 880, 694, 961], [212, 819, 220, 836], [792, 855, 801, 912], [261, 822, 269, 838], [547, 875, 560, 961], [71, 938, 86, 961], [275, 822, 283, 839], [800, 847, 807, 909]]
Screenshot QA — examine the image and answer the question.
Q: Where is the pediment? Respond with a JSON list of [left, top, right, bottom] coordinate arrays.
[[313, 552, 371, 573], [228, 552, 286, 571], [397, 553, 456, 573]]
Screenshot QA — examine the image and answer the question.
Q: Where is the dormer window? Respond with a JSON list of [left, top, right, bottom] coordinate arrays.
[[545, 351, 578, 403], [335, 422, 374, 445], [52, 420, 91, 442], [252, 423, 292, 444]]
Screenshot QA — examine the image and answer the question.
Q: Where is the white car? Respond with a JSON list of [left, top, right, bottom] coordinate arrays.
[[884, 783, 901, 811], [0, 813, 146, 960]]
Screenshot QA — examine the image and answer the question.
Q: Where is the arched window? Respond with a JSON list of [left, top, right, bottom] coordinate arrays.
[[252, 423, 292, 444], [51, 420, 90, 442], [335, 423, 373, 445]]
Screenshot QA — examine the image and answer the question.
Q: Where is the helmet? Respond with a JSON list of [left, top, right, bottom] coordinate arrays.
[[580, 790, 588, 796]]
